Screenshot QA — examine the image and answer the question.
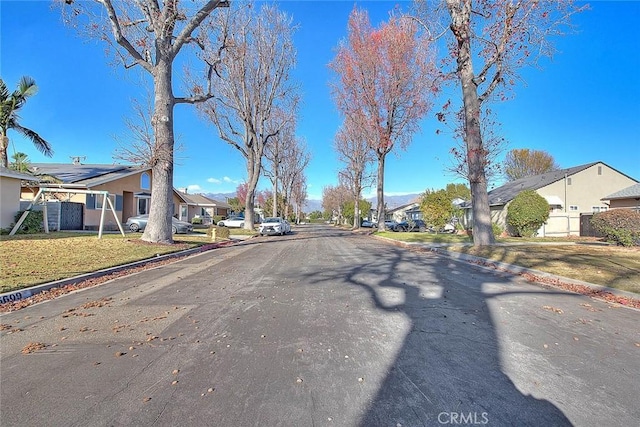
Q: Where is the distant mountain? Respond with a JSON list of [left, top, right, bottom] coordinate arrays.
[[304, 199, 323, 213], [203, 192, 236, 203], [367, 193, 421, 209]]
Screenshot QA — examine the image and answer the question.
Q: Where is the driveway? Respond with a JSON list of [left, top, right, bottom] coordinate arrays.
[[1, 224, 638, 426]]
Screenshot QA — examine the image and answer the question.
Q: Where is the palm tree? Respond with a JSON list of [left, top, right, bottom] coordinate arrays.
[[0, 76, 53, 168], [10, 152, 31, 172]]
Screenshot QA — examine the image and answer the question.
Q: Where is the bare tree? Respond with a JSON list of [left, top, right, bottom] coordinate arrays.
[[412, 0, 587, 245], [443, 105, 506, 186], [322, 184, 350, 225], [334, 119, 375, 228], [291, 176, 308, 224], [279, 138, 310, 220], [112, 84, 185, 166], [198, 1, 299, 230], [58, 0, 230, 243], [263, 115, 295, 218], [330, 7, 437, 230]]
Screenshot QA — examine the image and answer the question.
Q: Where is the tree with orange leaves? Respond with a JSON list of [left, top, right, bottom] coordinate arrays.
[[330, 7, 437, 230]]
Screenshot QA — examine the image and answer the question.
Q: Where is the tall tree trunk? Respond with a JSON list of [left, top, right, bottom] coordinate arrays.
[[142, 59, 175, 244], [376, 154, 386, 229], [449, 0, 495, 246], [354, 196, 360, 229], [272, 169, 278, 218], [0, 134, 9, 168], [244, 148, 261, 230]]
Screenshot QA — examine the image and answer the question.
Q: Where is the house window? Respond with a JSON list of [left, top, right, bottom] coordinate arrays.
[[592, 206, 608, 213], [180, 205, 188, 221], [138, 197, 149, 215], [140, 172, 150, 190], [569, 205, 579, 211], [598, 166, 602, 175], [567, 177, 572, 185], [96, 194, 116, 210], [87, 194, 122, 211]]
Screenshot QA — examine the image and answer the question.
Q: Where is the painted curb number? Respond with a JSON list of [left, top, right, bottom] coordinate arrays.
[[0, 290, 32, 304]]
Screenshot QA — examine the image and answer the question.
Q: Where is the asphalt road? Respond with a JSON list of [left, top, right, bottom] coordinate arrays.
[[1, 224, 638, 426]]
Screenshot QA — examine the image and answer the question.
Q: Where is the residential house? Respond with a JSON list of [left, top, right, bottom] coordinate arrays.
[[387, 202, 421, 222], [602, 183, 640, 212], [0, 167, 38, 230], [174, 189, 231, 224], [462, 161, 638, 236], [21, 162, 153, 231]]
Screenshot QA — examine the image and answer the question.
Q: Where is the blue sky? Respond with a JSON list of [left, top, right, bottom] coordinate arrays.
[[1, 1, 639, 202]]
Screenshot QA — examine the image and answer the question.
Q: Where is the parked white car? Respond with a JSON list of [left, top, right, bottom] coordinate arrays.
[[217, 216, 245, 228], [259, 217, 291, 236]]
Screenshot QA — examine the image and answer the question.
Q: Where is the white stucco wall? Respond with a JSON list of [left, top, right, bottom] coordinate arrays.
[[0, 176, 22, 230]]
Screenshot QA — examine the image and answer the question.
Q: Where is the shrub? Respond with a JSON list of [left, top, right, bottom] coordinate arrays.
[[13, 210, 44, 234], [212, 215, 224, 225], [191, 217, 203, 225], [506, 190, 550, 237], [492, 222, 504, 237], [591, 209, 640, 247]]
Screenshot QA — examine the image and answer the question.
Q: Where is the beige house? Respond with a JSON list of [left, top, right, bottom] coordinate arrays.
[[603, 183, 640, 211], [385, 202, 420, 222], [174, 190, 231, 224], [0, 167, 38, 230], [21, 163, 153, 231], [463, 162, 638, 236]]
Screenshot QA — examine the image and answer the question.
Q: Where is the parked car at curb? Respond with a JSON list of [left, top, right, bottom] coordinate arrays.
[[361, 220, 376, 228], [125, 214, 193, 234], [392, 219, 428, 232], [384, 220, 397, 231], [259, 217, 291, 236], [217, 216, 245, 228]]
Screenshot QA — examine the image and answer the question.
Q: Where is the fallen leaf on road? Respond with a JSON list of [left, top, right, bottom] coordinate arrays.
[[22, 342, 46, 354], [542, 305, 563, 314], [82, 298, 112, 309]]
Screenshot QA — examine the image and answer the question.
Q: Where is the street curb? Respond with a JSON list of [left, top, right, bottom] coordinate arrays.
[[371, 235, 640, 303], [0, 239, 243, 305]]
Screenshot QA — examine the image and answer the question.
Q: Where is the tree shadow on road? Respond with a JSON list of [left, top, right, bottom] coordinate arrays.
[[300, 240, 572, 426]]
